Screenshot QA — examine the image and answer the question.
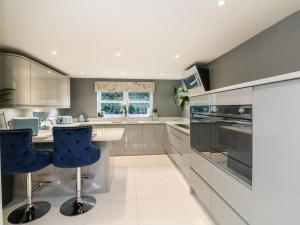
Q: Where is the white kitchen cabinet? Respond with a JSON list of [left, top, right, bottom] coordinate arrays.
[[57, 74, 70, 108], [165, 125, 191, 179], [30, 62, 48, 106], [190, 168, 211, 210], [109, 125, 125, 156], [47, 70, 59, 106], [191, 150, 211, 183], [210, 191, 247, 225], [0, 54, 31, 106], [252, 79, 300, 225], [210, 87, 252, 105], [124, 125, 142, 155], [142, 124, 165, 154]]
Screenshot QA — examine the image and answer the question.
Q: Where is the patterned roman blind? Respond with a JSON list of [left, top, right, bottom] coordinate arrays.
[[95, 82, 155, 92]]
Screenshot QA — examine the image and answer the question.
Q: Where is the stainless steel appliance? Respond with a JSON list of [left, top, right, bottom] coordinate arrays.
[[190, 104, 252, 184], [9, 117, 39, 136], [56, 116, 73, 124]]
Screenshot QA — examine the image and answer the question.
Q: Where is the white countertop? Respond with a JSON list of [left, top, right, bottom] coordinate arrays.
[[166, 122, 190, 135], [33, 128, 124, 143], [197, 70, 300, 95]]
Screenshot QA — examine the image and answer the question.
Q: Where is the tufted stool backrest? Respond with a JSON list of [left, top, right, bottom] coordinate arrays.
[[0, 129, 36, 174], [52, 126, 99, 168]]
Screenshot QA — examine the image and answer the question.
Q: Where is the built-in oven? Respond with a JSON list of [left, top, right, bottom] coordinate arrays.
[[190, 103, 253, 185], [209, 105, 252, 184]]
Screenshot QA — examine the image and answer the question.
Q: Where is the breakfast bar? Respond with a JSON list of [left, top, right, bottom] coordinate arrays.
[[11, 127, 124, 199]]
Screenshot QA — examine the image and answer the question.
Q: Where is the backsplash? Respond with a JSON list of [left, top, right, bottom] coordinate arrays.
[[0, 108, 66, 128]]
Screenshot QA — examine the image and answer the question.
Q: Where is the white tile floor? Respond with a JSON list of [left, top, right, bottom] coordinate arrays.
[[3, 155, 215, 225]]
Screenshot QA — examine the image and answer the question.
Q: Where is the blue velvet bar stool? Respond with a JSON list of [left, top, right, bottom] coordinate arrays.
[[52, 126, 100, 216], [0, 129, 52, 224]]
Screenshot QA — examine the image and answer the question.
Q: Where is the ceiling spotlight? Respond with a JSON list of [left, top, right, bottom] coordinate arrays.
[[121, 72, 125, 75], [175, 54, 180, 59], [161, 73, 165, 76], [52, 50, 57, 55], [81, 72, 85, 75], [116, 52, 121, 57], [217, 0, 226, 6]]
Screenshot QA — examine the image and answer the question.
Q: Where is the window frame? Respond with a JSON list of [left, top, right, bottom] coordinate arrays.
[[97, 91, 153, 118]]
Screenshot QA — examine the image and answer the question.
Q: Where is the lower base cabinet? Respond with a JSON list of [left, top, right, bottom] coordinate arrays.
[[210, 192, 247, 225]]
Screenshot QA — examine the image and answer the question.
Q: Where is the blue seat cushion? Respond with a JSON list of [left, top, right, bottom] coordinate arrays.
[[52, 126, 101, 168]]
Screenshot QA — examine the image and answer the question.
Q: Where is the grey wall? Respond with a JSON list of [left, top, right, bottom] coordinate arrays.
[[208, 10, 300, 89], [67, 78, 182, 118]]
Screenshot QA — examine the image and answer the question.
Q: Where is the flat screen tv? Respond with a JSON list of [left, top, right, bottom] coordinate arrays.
[[183, 66, 210, 96]]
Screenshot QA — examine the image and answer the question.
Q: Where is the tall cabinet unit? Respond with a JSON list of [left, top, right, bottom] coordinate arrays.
[[0, 53, 70, 108], [0, 54, 31, 106]]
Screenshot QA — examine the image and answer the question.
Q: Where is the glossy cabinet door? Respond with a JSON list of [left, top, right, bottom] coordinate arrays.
[[47, 71, 59, 106], [110, 125, 125, 156], [142, 124, 165, 154], [0, 54, 31, 106], [124, 125, 142, 155], [210, 191, 247, 225], [30, 62, 48, 106], [57, 75, 70, 107]]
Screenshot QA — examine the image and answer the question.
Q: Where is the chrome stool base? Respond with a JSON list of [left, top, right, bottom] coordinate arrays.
[[8, 201, 51, 224], [60, 196, 96, 216]]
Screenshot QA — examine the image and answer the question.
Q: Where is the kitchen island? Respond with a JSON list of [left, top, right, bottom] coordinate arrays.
[[13, 127, 124, 199]]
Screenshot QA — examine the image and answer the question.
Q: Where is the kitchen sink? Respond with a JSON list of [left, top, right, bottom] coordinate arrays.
[[175, 124, 190, 130]]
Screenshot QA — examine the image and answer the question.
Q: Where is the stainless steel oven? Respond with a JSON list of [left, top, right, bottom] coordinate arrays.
[[190, 104, 252, 185]]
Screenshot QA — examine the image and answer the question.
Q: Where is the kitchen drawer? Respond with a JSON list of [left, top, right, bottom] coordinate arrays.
[[210, 163, 252, 223], [190, 168, 211, 210], [210, 87, 252, 105], [169, 127, 189, 154], [210, 191, 247, 225], [191, 150, 211, 183]]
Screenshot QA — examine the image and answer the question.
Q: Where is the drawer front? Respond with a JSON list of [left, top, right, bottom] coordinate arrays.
[[210, 191, 247, 225], [191, 150, 211, 183], [190, 168, 211, 210], [210, 164, 252, 222], [210, 87, 252, 105], [169, 127, 189, 154]]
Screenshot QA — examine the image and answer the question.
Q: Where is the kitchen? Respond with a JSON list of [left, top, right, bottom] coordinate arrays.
[[1, 1, 300, 225]]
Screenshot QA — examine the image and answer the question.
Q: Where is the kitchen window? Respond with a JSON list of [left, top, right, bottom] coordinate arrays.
[[97, 91, 153, 117]]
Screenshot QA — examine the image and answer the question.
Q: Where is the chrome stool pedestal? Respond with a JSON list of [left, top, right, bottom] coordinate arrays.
[[8, 173, 51, 224], [60, 168, 96, 216]]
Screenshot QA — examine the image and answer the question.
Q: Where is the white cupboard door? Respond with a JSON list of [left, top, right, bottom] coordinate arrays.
[[47, 71, 58, 106], [0, 54, 31, 106], [210, 192, 247, 225], [30, 62, 48, 106], [124, 125, 142, 155], [58, 75, 70, 107], [142, 124, 165, 154], [252, 80, 300, 225], [109, 125, 125, 156]]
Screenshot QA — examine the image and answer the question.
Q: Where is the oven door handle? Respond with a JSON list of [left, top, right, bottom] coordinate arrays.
[[219, 120, 251, 125], [191, 120, 211, 123]]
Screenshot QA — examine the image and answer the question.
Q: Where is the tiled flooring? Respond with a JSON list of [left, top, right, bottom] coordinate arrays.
[[3, 155, 215, 225]]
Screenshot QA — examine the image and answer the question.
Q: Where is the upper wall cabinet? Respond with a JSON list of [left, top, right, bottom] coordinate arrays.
[[0, 53, 70, 108], [0, 54, 31, 106]]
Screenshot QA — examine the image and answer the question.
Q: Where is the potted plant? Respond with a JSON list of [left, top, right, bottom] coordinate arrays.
[[173, 86, 189, 108], [0, 88, 15, 104]]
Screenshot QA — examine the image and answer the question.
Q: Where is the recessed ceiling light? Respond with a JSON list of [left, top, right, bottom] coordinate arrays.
[[161, 73, 165, 76], [217, 0, 226, 6], [175, 54, 180, 59], [52, 50, 57, 55], [81, 72, 85, 75], [116, 52, 121, 57], [121, 72, 125, 75]]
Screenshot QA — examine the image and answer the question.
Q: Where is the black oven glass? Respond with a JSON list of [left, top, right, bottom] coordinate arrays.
[[190, 105, 252, 185]]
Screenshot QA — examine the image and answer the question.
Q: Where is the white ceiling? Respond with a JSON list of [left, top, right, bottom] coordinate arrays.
[[1, 0, 300, 80]]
